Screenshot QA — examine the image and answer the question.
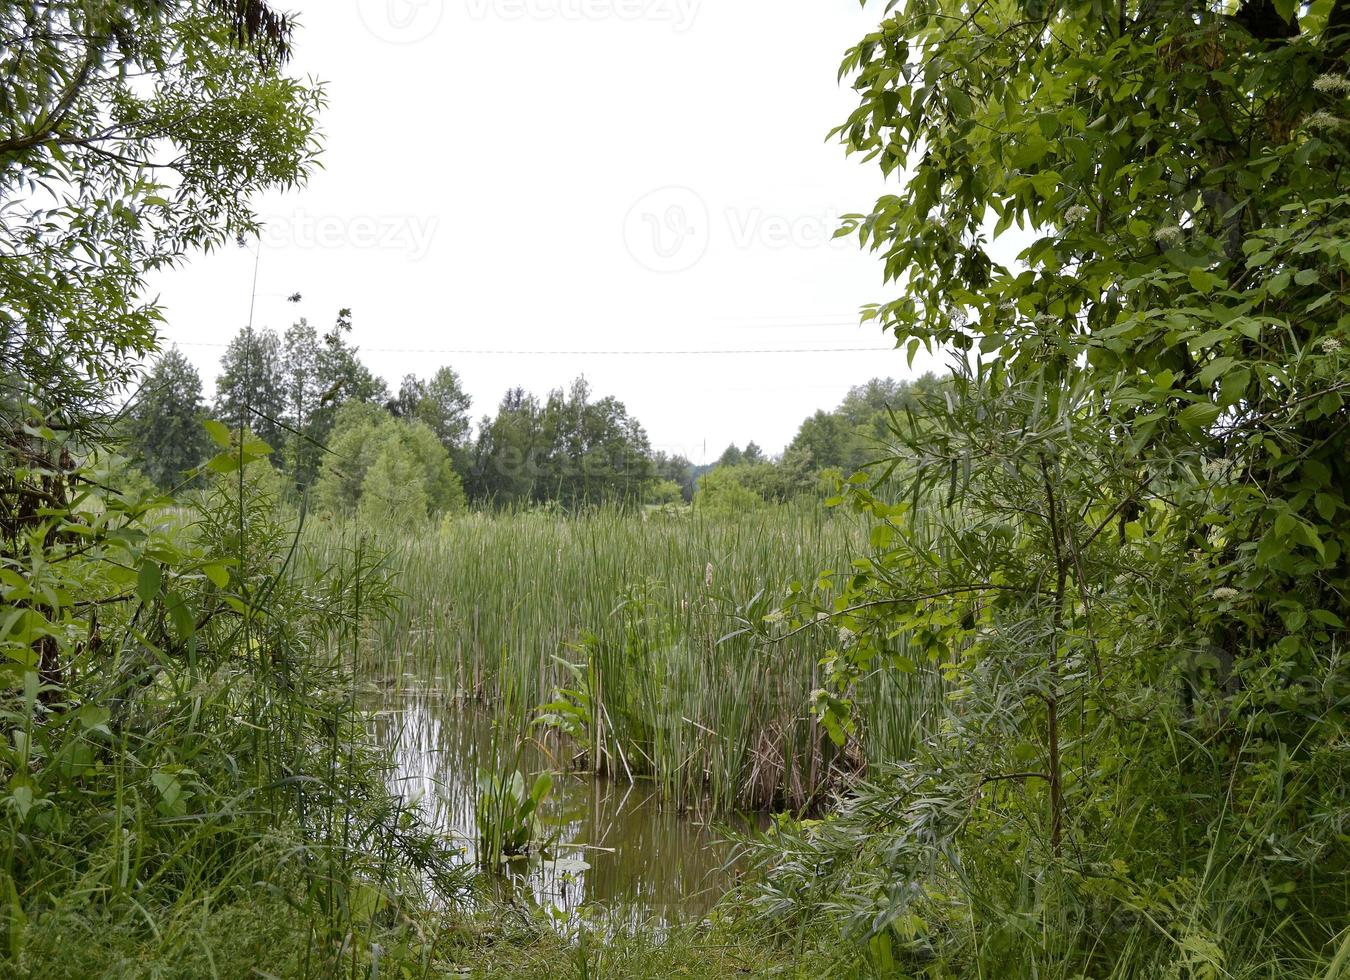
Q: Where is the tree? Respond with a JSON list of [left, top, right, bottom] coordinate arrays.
[[537, 377, 654, 509], [215, 326, 285, 450], [716, 443, 744, 468], [415, 367, 473, 458], [468, 379, 654, 509], [693, 466, 765, 515], [767, 1, 1350, 972], [786, 375, 944, 476], [314, 402, 464, 522], [387, 367, 473, 475], [314, 402, 386, 516], [309, 308, 388, 453], [388, 374, 426, 420], [786, 410, 850, 471], [0, 0, 320, 420], [652, 451, 696, 502], [122, 348, 210, 488], [469, 387, 544, 506], [742, 441, 766, 464], [281, 318, 322, 487]]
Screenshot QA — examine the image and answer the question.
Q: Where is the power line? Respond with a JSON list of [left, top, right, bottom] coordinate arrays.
[[162, 340, 896, 356]]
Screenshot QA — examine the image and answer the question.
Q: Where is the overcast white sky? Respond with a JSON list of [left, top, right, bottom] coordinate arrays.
[[152, 0, 943, 463]]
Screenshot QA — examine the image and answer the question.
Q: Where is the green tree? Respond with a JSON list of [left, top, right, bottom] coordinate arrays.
[[716, 443, 745, 467], [0, 0, 321, 420], [469, 387, 544, 506], [786, 411, 850, 471], [415, 366, 474, 460], [314, 402, 464, 522], [693, 465, 766, 515], [214, 326, 285, 449], [652, 451, 696, 502], [762, 1, 1350, 973], [280, 317, 321, 487], [469, 379, 653, 509], [537, 377, 653, 509], [311, 308, 388, 447], [122, 348, 210, 488], [313, 402, 386, 516], [388, 374, 426, 420]]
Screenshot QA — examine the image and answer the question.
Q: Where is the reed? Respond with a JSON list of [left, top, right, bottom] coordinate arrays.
[[311, 505, 943, 813]]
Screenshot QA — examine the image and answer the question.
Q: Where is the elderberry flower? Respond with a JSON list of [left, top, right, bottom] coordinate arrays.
[[1154, 225, 1184, 246], [1313, 73, 1350, 94], [1212, 587, 1239, 601], [1304, 110, 1342, 130], [1319, 337, 1343, 354], [1063, 204, 1090, 225]]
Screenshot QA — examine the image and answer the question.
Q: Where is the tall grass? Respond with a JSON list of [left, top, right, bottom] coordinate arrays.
[[314, 505, 943, 813]]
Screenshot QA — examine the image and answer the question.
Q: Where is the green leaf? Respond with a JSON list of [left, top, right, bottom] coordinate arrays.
[[165, 590, 195, 644], [202, 561, 231, 588], [1177, 402, 1221, 433], [205, 452, 241, 474], [136, 561, 162, 605], [203, 419, 233, 448]]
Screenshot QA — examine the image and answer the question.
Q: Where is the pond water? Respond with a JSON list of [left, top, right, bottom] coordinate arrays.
[[372, 691, 757, 926]]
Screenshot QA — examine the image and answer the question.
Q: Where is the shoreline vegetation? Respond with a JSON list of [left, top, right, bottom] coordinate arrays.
[[4, 0, 1348, 977]]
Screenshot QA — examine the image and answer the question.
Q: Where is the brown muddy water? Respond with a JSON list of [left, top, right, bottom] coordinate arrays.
[[373, 691, 761, 927]]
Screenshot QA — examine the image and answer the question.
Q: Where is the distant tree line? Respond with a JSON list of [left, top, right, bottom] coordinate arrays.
[[122, 314, 940, 517], [692, 375, 945, 513]]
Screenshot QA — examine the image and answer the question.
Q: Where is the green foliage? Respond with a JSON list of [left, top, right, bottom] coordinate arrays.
[[314, 401, 465, 525], [122, 348, 211, 488], [340, 509, 938, 812], [787, 375, 944, 475], [0, 0, 322, 417], [213, 325, 286, 449], [0, 418, 459, 973], [475, 767, 553, 867], [694, 465, 772, 514], [469, 377, 655, 509], [745, 0, 1350, 974], [651, 451, 697, 502]]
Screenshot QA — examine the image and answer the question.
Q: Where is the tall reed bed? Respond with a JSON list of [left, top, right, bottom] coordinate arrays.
[[314, 506, 942, 813]]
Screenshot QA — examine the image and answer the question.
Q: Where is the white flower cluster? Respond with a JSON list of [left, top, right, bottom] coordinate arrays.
[[1212, 587, 1240, 601], [1304, 110, 1343, 130], [1154, 225, 1184, 245], [1319, 337, 1343, 354], [1064, 204, 1090, 225], [1313, 73, 1350, 94]]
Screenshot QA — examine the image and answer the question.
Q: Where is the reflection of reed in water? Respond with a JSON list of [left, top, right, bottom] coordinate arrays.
[[371, 693, 746, 926]]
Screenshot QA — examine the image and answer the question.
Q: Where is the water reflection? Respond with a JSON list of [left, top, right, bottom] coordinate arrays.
[[373, 692, 752, 926]]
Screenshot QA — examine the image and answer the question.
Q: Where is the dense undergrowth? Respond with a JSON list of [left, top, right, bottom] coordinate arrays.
[[0, 428, 468, 976]]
